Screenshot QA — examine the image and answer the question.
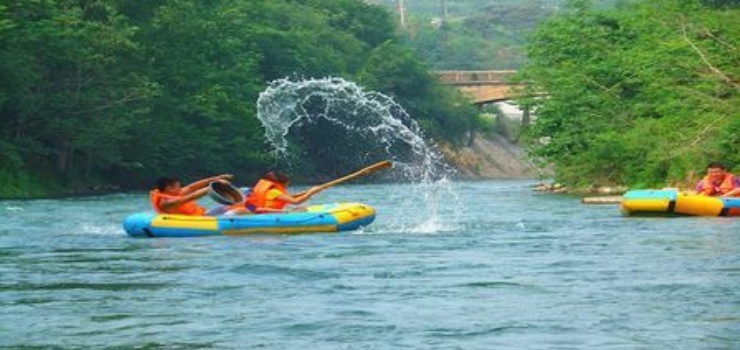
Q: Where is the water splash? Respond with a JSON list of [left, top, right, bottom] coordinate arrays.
[[255, 77, 460, 232]]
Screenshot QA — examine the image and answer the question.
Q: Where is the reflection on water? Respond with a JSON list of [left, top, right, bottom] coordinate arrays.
[[1, 181, 738, 349]]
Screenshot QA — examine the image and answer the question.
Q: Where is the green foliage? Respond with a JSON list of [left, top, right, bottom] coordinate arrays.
[[519, 0, 740, 187], [400, 3, 548, 70], [373, 0, 615, 70], [0, 167, 60, 198], [356, 41, 477, 144], [0, 1, 155, 184], [0, 0, 473, 197], [474, 114, 498, 134]]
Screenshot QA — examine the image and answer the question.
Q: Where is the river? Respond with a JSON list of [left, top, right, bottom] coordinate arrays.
[[1, 180, 738, 349]]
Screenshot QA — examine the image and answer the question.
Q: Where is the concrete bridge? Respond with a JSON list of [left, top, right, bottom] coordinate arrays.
[[434, 70, 526, 104]]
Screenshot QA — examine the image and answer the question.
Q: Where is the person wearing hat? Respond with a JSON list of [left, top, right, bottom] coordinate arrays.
[[150, 174, 234, 215]]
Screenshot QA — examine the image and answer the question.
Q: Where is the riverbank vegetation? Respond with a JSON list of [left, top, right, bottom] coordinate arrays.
[[518, 0, 740, 189], [0, 0, 476, 198]]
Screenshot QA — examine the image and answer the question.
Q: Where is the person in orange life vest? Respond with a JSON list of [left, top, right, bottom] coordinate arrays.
[[150, 174, 234, 215], [228, 171, 321, 214], [695, 162, 740, 197]]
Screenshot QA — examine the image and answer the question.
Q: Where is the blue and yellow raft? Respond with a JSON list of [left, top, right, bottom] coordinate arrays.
[[620, 189, 740, 217], [123, 202, 375, 237]]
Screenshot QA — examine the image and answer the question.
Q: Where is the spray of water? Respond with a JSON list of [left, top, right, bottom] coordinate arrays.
[[255, 77, 460, 233]]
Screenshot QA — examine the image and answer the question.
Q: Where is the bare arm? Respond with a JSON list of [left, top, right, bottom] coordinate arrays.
[[182, 174, 233, 195], [159, 187, 210, 212], [242, 187, 323, 214], [276, 186, 321, 205]]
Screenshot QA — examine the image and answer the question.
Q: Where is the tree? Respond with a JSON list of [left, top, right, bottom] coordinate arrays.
[[518, 0, 740, 187], [1, 0, 481, 197]]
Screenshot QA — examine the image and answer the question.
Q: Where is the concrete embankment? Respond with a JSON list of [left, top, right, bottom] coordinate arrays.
[[440, 134, 542, 179]]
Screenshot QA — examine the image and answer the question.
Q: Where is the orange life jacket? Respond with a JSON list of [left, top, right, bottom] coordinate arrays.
[[700, 173, 737, 196], [149, 190, 207, 216], [244, 179, 289, 212]]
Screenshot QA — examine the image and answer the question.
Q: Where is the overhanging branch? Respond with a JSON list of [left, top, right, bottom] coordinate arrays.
[[682, 24, 739, 89]]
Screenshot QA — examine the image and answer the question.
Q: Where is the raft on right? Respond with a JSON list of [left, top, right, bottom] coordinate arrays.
[[620, 189, 740, 217]]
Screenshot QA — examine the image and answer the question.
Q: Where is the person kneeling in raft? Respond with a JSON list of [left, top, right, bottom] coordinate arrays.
[[228, 171, 321, 214], [150, 174, 234, 216]]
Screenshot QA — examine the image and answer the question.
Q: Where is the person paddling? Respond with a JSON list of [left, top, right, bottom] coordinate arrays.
[[150, 174, 233, 215], [227, 161, 392, 215], [229, 171, 321, 214], [695, 162, 740, 197]]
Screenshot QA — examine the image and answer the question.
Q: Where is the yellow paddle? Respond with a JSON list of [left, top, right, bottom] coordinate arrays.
[[313, 160, 393, 192]]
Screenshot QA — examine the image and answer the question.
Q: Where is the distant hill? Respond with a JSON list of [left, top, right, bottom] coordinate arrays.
[[367, 0, 616, 69], [369, 0, 616, 16]]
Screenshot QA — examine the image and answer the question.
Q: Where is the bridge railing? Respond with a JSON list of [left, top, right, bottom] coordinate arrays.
[[434, 70, 518, 85]]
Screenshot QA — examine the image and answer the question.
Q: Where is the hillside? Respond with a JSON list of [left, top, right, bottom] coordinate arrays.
[[370, 0, 617, 69]]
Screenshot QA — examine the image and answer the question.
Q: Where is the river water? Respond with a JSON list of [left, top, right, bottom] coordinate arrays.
[[1, 180, 738, 349]]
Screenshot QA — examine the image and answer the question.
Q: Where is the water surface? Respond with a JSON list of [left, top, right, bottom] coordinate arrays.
[[1, 181, 738, 349]]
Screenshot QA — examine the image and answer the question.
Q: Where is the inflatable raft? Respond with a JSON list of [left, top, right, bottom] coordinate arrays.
[[620, 189, 740, 217], [123, 202, 375, 237]]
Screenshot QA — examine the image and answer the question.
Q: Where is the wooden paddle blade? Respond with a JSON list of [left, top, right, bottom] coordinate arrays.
[[366, 160, 392, 172]]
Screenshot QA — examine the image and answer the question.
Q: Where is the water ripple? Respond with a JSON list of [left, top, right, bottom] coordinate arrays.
[[1, 182, 739, 350]]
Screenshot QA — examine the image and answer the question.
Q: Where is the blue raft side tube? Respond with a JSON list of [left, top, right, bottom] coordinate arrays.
[[720, 197, 740, 216], [218, 211, 340, 234], [721, 197, 740, 208], [122, 203, 376, 237], [123, 213, 222, 238], [123, 212, 158, 238], [622, 189, 678, 201], [337, 213, 375, 231]]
